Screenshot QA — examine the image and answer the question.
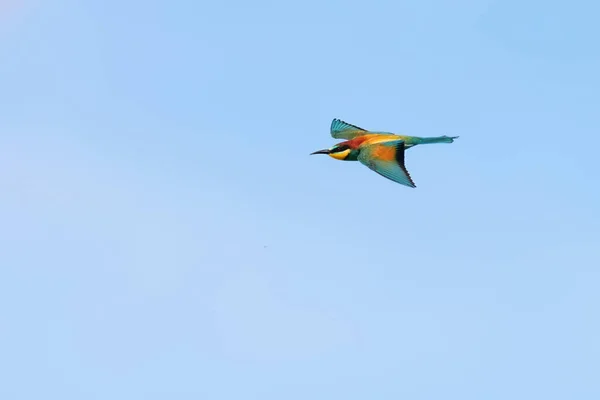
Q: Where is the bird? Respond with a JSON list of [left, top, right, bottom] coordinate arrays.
[[310, 118, 459, 188]]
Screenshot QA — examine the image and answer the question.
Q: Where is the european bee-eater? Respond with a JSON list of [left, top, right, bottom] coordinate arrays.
[[311, 119, 459, 188]]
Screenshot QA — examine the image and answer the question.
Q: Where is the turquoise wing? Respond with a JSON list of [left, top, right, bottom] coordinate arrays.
[[330, 119, 369, 139], [357, 140, 416, 188]]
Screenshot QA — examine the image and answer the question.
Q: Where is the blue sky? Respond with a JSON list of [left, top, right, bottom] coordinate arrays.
[[1, 0, 599, 398]]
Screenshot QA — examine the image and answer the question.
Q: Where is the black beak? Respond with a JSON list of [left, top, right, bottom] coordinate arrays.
[[310, 149, 330, 155]]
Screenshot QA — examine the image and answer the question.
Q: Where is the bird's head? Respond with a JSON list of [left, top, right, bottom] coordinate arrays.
[[310, 143, 352, 160]]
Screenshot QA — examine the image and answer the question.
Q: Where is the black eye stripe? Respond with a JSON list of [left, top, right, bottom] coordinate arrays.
[[332, 145, 349, 153]]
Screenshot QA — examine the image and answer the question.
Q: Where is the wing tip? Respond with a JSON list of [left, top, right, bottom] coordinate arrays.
[[330, 118, 366, 135], [330, 118, 341, 132], [405, 172, 417, 188]]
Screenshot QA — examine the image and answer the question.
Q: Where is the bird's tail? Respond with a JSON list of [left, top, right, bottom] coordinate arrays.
[[417, 135, 459, 144]]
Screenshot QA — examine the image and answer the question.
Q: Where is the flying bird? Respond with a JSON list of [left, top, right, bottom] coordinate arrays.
[[311, 119, 459, 188]]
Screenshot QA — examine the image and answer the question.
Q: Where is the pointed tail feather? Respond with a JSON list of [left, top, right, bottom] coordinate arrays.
[[417, 135, 459, 144]]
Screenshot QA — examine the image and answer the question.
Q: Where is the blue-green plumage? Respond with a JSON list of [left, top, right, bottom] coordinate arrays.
[[312, 118, 459, 188]]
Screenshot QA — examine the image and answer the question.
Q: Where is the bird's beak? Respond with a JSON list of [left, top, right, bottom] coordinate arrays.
[[310, 149, 330, 155]]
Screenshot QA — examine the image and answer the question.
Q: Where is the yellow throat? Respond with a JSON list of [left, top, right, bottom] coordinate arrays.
[[329, 149, 350, 160]]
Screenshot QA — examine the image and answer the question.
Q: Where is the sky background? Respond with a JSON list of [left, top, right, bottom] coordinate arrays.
[[1, 0, 599, 398]]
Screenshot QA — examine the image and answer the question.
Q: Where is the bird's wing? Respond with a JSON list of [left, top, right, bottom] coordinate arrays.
[[357, 140, 416, 188], [330, 119, 369, 140]]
